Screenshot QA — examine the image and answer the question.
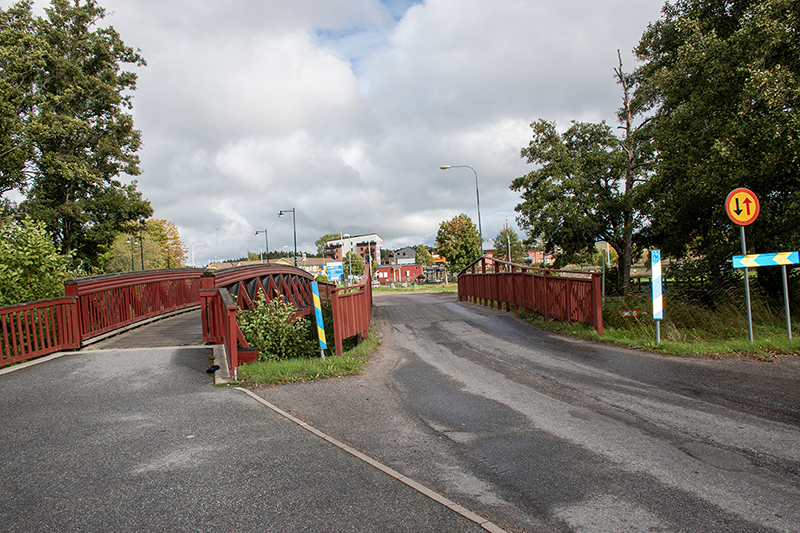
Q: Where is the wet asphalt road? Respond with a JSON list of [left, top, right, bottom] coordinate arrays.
[[256, 292, 800, 532]]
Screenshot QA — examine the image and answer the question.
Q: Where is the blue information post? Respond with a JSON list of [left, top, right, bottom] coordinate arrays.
[[311, 282, 327, 359], [651, 250, 663, 344]]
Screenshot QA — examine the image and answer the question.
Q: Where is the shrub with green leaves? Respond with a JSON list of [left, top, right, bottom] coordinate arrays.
[[237, 292, 317, 361], [0, 213, 72, 306]]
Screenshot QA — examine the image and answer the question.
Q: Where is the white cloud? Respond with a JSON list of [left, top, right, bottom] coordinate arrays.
[[5, 0, 666, 263]]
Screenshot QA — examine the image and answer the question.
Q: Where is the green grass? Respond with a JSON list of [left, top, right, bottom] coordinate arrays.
[[236, 325, 381, 385], [372, 283, 457, 294], [519, 289, 800, 361]]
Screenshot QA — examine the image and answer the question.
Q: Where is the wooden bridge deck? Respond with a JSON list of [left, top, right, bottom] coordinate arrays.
[[81, 309, 203, 350]]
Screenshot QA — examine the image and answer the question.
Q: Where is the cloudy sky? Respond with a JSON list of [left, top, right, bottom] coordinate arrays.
[[30, 0, 668, 265]]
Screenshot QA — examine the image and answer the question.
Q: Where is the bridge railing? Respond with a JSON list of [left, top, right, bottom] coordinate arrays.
[[1, 297, 81, 367], [330, 265, 373, 355], [458, 257, 603, 335], [2, 264, 374, 374], [200, 265, 372, 376], [64, 269, 204, 342]]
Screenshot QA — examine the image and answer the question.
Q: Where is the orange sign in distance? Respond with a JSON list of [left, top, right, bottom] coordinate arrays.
[[726, 188, 760, 226]]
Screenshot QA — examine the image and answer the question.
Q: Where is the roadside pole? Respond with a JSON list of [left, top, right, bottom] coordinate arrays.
[[725, 188, 760, 343], [651, 250, 663, 344], [783, 264, 792, 341], [311, 282, 327, 360], [740, 226, 754, 343]]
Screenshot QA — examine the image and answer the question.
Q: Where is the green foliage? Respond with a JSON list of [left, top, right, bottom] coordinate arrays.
[[237, 292, 317, 361], [315, 233, 340, 255], [102, 219, 187, 272], [512, 119, 650, 292], [0, 212, 71, 305], [634, 0, 800, 288], [522, 287, 799, 360], [0, 0, 152, 269], [415, 244, 434, 266], [237, 324, 380, 385], [493, 226, 526, 263], [0, 2, 38, 196], [436, 213, 480, 273], [342, 250, 364, 278]]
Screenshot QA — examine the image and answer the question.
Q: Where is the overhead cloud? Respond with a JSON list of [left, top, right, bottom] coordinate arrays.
[[10, 0, 667, 264]]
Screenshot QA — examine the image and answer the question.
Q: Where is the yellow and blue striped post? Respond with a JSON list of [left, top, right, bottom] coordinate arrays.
[[651, 250, 663, 344], [311, 282, 327, 359]]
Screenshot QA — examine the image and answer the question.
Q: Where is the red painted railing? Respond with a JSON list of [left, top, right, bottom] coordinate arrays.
[[2, 264, 373, 374], [201, 266, 338, 376], [330, 267, 373, 355], [458, 257, 603, 335], [64, 269, 204, 341], [200, 264, 373, 373], [1, 297, 81, 367], [199, 287, 255, 376]]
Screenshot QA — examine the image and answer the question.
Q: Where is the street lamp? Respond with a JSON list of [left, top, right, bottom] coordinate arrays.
[[278, 209, 297, 268], [191, 242, 207, 268], [440, 165, 483, 258], [255, 229, 269, 264], [126, 237, 138, 271]]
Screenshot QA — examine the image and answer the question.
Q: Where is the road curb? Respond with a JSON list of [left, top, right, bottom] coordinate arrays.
[[236, 387, 507, 533]]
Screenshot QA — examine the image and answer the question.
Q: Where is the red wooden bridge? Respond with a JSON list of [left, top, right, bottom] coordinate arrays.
[[2, 256, 601, 378], [0, 265, 372, 379]]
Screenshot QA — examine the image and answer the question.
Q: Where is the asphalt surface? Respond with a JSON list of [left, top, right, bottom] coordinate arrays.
[[6, 293, 800, 532], [0, 336, 496, 531], [255, 292, 800, 532]]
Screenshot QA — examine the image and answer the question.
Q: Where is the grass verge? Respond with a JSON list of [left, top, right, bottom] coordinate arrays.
[[519, 291, 800, 361], [373, 283, 457, 294], [237, 325, 380, 385]]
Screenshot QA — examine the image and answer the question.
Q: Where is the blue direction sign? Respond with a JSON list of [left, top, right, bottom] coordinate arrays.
[[733, 252, 800, 269]]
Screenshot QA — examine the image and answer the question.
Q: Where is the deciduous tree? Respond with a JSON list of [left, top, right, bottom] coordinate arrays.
[[415, 244, 434, 266], [342, 250, 364, 279], [315, 233, 340, 256], [634, 0, 800, 287], [1, 0, 152, 269], [493, 226, 526, 264], [512, 118, 650, 294], [102, 218, 187, 272], [436, 214, 480, 273]]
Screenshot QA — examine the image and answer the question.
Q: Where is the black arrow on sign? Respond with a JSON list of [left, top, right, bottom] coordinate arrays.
[[734, 198, 743, 215]]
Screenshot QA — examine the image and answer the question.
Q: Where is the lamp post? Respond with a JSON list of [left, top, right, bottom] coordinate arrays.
[[440, 165, 483, 258], [255, 229, 269, 264], [191, 242, 207, 268], [126, 237, 138, 271], [278, 209, 297, 268]]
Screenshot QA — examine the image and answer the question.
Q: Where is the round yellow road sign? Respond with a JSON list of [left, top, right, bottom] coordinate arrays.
[[726, 188, 760, 226]]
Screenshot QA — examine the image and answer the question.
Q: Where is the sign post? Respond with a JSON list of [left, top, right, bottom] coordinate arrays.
[[651, 250, 663, 344], [726, 188, 760, 343], [733, 252, 798, 340], [311, 282, 327, 360]]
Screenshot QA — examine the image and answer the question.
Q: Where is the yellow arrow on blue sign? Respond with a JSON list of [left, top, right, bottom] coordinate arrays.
[[733, 252, 800, 269]]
